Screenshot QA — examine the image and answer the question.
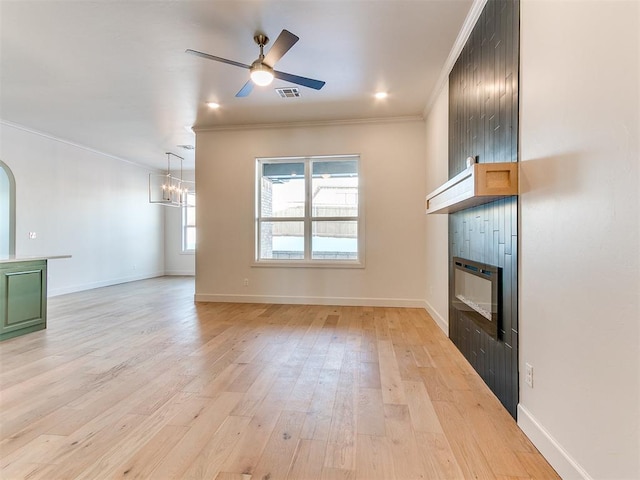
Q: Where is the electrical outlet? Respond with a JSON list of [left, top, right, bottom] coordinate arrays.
[[525, 363, 533, 388], [29, 232, 37, 239], [243, 278, 249, 287]]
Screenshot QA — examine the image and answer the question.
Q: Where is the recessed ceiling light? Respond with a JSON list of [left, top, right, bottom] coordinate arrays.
[[374, 91, 388, 100], [207, 101, 220, 109]]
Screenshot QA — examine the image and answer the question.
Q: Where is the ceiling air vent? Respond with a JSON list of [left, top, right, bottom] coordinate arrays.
[[275, 87, 300, 98]]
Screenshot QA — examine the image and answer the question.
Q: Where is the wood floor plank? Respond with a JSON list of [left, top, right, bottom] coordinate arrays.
[[284, 357, 325, 412], [180, 415, 252, 480], [27, 412, 148, 480], [220, 408, 280, 477], [0, 433, 65, 473], [109, 424, 190, 480], [453, 388, 530, 478], [0, 277, 559, 480], [433, 400, 497, 479], [355, 434, 396, 480], [214, 473, 253, 480], [394, 341, 423, 380], [321, 466, 356, 480], [377, 340, 406, 405], [517, 450, 565, 479], [409, 344, 435, 368], [415, 431, 466, 480], [300, 368, 340, 441], [286, 438, 327, 480], [251, 410, 306, 480], [403, 379, 444, 435], [383, 404, 435, 479], [356, 387, 385, 436], [357, 360, 381, 389], [145, 391, 244, 479], [73, 391, 202, 479], [324, 350, 358, 470]]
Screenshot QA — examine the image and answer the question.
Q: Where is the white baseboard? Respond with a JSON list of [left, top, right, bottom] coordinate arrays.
[[423, 300, 448, 335], [194, 293, 427, 308], [517, 404, 592, 480], [164, 270, 195, 276], [48, 272, 165, 297]]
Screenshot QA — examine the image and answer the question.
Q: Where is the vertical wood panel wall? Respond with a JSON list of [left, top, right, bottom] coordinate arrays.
[[448, 0, 520, 418]]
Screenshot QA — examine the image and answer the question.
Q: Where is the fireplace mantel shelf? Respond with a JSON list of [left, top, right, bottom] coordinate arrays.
[[425, 162, 518, 215]]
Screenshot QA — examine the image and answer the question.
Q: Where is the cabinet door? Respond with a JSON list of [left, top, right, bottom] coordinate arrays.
[[0, 261, 47, 339]]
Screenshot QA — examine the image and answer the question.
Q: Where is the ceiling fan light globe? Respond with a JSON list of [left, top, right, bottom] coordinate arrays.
[[250, 63, 274, 86]]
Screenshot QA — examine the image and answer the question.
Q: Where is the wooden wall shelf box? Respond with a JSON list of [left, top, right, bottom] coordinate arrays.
[[425, 162, 518, 214]]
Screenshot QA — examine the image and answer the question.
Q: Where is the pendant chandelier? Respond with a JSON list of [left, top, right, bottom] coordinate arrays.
[[148, 152, 189, 207]]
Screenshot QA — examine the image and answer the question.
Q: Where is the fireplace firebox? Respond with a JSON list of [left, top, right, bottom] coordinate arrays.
[[452, 257, 502, 340]]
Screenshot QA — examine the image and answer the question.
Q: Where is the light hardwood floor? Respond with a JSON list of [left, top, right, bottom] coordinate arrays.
[[0, 277, 559, 480]]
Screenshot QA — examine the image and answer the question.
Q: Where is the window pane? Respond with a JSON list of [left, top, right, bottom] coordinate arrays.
[[312, 160, 358, 218], [259, 221, 304, 260], [182, 191, 196, 252], [185, 226, 196, 251], [261, 162, 305, 218], [186, 206, 196, 226], [312, 221, 358, 260]]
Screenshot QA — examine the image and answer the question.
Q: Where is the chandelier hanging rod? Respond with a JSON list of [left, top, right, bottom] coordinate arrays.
[[165, 152, 184, 177]]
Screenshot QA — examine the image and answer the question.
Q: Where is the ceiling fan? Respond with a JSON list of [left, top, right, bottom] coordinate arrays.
[[186, 29, 326, 97]]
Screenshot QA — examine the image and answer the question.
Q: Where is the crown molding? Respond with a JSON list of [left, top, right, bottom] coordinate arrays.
[[193, 115, 424, 133], [0, 119, 158, 172]]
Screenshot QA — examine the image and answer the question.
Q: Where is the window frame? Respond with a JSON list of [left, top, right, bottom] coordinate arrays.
[[181, 190, 196, 254], [254, 155, 364, 268]]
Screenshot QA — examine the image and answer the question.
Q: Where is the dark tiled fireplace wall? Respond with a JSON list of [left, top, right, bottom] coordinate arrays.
[[448, 0, 520, 417]]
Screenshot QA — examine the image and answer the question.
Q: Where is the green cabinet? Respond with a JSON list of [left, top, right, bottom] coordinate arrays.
[[0, 260, 47, 341]]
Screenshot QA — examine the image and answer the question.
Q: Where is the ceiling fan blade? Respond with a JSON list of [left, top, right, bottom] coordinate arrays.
[[235, 80, 254, 97], [263, 29, 299, 67], [185, 49, 250, 69], [274, 70, 326, 90]]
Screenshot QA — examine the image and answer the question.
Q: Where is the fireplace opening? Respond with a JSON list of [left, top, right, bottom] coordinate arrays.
[[452, 257, 502, 340]]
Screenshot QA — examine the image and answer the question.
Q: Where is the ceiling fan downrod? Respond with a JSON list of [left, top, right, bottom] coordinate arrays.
[[250, 33, 274, 85]]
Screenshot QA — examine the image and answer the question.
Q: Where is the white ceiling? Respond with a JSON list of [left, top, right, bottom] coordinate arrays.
[[0, 1, 473, 170]]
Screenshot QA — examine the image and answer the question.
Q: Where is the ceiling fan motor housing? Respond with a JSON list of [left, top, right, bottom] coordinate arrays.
[[250, 60, 274, 86], [253, 34, 269, 48]]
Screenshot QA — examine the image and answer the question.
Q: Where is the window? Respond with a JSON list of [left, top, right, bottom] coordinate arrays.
[[182, 191, 196, 253], [256, 155, 362, 265]]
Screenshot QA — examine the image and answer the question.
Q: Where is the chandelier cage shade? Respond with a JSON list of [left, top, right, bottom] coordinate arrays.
[[149, 152, 190, 207]]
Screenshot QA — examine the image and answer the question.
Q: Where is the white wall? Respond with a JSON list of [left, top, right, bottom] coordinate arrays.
[[164, 170, 195, 276], [0, 122, 165, 295], [195, 120, 427, 306], [518, 2, 639, 479], [424, 83, 450, 333]]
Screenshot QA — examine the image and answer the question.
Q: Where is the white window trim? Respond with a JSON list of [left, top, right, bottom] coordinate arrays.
[[181, 191, 196, 254], [254, 155, 365, 268]]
